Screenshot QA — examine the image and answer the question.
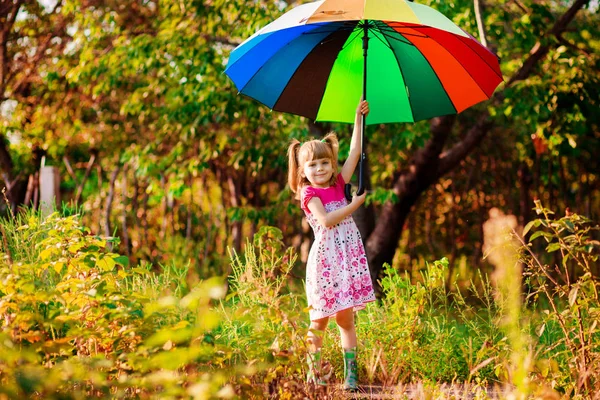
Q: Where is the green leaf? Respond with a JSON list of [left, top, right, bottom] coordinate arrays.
[[529, 230, 552, 242], [546, 243, 561, 253], [522, 220, 541, 237], [564, 220, 575, 232], [114, 256, 130, 267]]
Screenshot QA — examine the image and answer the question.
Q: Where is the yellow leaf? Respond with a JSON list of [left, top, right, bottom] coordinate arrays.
[[68, 242, 85, 254], [39, 248, 54, 261], [96, 256, 116, 271], [53, 261, 65, 274]]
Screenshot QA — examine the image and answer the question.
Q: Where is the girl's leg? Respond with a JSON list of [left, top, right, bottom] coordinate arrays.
[[335, 309, 358, 391], [306, 317, 328, 385], [335, 308, 356, 348], [307, 317, 329, 351]]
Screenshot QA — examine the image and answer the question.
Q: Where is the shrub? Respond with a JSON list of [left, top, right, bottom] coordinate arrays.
[[520, 201, 600, 396], [0, 210, 232, 398]]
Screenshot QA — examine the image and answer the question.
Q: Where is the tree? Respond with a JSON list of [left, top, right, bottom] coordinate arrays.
[[0, 0, 70, 209], [363, 0, 597, 286]]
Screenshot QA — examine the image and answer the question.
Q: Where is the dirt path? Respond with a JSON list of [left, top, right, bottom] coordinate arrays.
[[328, 383, 508, 399]]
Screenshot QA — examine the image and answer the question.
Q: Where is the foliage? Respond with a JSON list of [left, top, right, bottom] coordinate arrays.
[[1, 0, 598, 279], [0, 209, 233, 398], [1, 207, 600, 398], [216, 226, 310, 397], [521, 200, 600, 396]]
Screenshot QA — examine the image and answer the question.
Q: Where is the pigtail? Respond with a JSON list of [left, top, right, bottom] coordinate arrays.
[[287, 139, 302, 196], [322, 132, 339, 163]]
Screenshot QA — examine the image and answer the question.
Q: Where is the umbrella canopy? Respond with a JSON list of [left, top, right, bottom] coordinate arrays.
[[225, 0, 503, 125]]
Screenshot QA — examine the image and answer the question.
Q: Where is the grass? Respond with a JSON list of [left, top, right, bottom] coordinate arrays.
[[0, 204, 598, 398]]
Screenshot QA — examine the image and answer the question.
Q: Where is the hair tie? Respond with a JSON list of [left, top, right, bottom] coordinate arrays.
[[321, 138, 327, 143]]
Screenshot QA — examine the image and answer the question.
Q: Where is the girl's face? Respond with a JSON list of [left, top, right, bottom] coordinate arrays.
[[303, 157, 334, 188]]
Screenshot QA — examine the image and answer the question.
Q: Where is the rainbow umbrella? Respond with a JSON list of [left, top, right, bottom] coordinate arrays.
[[225, 0, 502, 196]]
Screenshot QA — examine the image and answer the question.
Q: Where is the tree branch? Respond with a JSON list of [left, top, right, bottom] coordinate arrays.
[[201, 33, 241, 48], [507, 0, 591, 86], [392, 115, 456, 196], [437, 113, 492, 176], [474, 0, 488, 48], [0, 0, 25, 99], [556, 34, 592, 58], [438, 0, 590, 177]]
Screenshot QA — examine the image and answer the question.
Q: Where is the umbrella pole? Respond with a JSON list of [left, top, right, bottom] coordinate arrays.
[[345, 21, 369, 201], [357, 21, 369, 196]]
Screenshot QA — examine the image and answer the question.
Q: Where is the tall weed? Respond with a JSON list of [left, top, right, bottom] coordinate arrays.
[[520, 201, 600, 397], [358, 258, 474, 384], [217, 226, 311, 397]]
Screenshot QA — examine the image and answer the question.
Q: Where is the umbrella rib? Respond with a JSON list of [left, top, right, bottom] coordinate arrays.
[[340, 27, 363, 51], [369, 24, 395, 51], [378, 31, 416, 46], [372, 21, 417, 46], [379, 24, 429, 37], [302, 25, 355, 35]]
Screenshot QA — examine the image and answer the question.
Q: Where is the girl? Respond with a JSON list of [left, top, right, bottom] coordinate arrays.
[[287, 100, 375, 391]]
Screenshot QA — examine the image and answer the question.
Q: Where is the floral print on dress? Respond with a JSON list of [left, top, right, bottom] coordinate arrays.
[[301, 175, 376, 320]]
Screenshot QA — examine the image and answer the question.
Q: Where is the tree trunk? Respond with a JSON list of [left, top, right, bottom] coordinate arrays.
[[160, 174, 168, 240], [518, 161, 532, 227], [473, 0, 489, 48], [74, 150, 98, 205], [366, 116, 456, 286], [0, 139, 27, 212], [364, 0, 589, 291], [186, 174, 194, 240], [141, 182, 149, 250], [227, 174, 242, 253], [121, 166, 131, 257], [446, 181, 458, 293], [96, 164, 103, 234], [104, 166, 121, 239], [352, 155, 376, 243]]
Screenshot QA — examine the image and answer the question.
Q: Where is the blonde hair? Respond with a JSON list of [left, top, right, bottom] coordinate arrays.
[[287, 132, 339, 199]]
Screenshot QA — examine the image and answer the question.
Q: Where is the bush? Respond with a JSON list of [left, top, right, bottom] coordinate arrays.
[[0, 210, 231, 398], [520, 201, 600, 396]]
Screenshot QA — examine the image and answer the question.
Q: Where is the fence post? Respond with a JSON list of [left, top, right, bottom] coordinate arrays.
[[39, 166, 60, 216]]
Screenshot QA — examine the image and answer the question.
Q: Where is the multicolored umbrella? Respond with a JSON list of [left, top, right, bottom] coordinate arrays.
[[225, 0, 502, 195]]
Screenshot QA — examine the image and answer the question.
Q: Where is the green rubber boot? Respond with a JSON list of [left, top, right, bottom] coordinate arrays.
[[306, 350, 327, 386], [343, 347, 358, 392]]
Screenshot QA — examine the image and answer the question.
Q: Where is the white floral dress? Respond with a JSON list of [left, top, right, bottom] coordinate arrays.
[[301, 174, 376, 320]]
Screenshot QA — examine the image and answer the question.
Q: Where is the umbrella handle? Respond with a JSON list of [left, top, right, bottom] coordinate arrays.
[[356, 151, 365, 196], [344, 152, 365, 202], [344, 183, 352, 202]]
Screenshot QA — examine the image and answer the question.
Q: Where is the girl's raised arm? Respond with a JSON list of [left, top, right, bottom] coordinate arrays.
[[341, 100, 369, 183]]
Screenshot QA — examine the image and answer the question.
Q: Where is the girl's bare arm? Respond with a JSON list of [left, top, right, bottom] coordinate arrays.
[[341, 100, 369, 183], [307, 194, 366, 228]]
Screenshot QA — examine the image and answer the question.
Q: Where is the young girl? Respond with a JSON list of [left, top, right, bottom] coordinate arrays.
[[287, 100, 376, 391]]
